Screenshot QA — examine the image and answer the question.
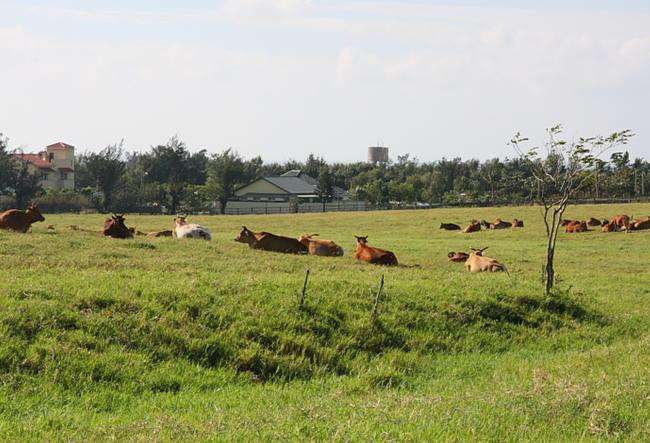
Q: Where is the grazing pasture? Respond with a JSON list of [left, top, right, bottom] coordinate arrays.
[[1, 203, 649, 440]]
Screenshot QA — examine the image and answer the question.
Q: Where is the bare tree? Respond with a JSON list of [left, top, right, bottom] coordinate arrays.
[[510, 125, 633, 295]]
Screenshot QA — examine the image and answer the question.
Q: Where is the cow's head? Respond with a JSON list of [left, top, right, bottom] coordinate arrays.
[[104, 214, 133, 238], [235, 226, 255, 243], [174, 216, 188, 227], [470, 246, 488, 256], [298, 233, 318, 245], [26, 203, 45, 223], [354, 235, 368, 245]]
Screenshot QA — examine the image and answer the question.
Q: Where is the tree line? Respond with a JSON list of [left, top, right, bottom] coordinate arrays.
[[1, 132, 648, 213]]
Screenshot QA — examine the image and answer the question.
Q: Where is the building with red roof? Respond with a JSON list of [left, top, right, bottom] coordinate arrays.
[[11, 142, 75, 190]]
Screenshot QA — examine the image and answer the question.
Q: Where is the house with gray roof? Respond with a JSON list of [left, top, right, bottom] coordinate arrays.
[[233, 170, 348, 202]]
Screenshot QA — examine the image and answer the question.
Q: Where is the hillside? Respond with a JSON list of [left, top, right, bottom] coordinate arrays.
[[1, 204, 649, 440]]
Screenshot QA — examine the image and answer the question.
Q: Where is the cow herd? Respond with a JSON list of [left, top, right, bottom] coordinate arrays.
[[562, 214, 650, 233], [1, 204, 648, 275], [440, 218, 524, 233]]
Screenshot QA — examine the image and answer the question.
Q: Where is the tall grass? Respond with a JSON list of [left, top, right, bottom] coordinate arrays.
[[0, 203, 648, 440]]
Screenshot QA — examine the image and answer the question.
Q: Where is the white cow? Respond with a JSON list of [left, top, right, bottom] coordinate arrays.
[[173, 216, 212, 240]]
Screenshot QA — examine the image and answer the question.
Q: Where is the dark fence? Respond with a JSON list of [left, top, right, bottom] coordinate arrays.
[[2, 196, 649, 216]]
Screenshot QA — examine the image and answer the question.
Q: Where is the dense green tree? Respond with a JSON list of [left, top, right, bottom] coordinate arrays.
[[0, 134, 13, 194], [141, 136, 194, 214], [206, 149, 250, 214], [78, 142, 126, 211], [318, 166, 334, 210], [9, 154, 42, 208]]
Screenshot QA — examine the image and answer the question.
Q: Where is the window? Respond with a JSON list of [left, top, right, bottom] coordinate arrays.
[[40, 172, 48, 181], [60, 171, 68, 180]]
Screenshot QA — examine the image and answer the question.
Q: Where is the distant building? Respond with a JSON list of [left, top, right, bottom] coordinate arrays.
[[234, 169, 348, 202], [368, 146, 389, 164], [11, 142, 75, 190]]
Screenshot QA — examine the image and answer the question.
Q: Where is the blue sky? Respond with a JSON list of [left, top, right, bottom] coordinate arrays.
[[2, 0, 649, 162]]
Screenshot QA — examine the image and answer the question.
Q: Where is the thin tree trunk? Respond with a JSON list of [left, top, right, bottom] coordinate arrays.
[[545, 246, 555, 295]]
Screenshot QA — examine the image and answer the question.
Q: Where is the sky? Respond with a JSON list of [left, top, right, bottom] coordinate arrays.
[[1, 0, 650, 163]]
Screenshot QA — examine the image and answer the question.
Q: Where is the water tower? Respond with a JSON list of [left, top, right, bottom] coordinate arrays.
[[368, 146, 389, 164]]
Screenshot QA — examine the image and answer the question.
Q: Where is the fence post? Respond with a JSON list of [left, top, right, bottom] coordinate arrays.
[[372, 274, 385, 320], [300, 270, 310, 308]]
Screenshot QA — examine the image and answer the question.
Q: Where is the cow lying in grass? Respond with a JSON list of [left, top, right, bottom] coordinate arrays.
[[587, 217, 601, 227], [447, 251, 470, 262], [631, 216, 650, 230], [354, 235, 398, 266], [465, 247, 508, 274], [439, 223, 461, 231], [481, 219, 512, 229], [235, 226, 307, 254], [462, 220, 481, 233], [173, 216, 211, 240], [513, 219, 524, 227], [602, 219, 619, 232], [565, 221, 588, 233], [102, 214, 133, 239], [0, 203, 45, 233], [612, 214, 630, 228], [298, 234, 344, 257]]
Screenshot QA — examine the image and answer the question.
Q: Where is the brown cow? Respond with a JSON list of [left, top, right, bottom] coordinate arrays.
[[102, 214, 134, 239], [0, 203, 45, 233], [631, 217, 650, 230], [481, 219, 512, 229], [602, 220, 619, 232], [235, 226, 307, 254], [354, 235, 398, 266], [490, 219, 512, 229], [561, 219, 579, 226], [447, 251, 470, 262], [611, 214, 630, 228], [440, 223, 461, 231], [565, 221, 588, 233], [513, 219, 524, 227], [586, 217, 601, 227], [448, 247, 486, 263], [462, 220, 481, 233], [465, 247, 508, 274], [298, 234, 344, 257]]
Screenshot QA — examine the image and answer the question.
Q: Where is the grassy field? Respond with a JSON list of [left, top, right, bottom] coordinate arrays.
[[1, 203, 649, 441]]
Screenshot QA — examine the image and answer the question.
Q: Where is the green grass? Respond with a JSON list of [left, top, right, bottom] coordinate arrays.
[[1, 203, 649, 441]]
